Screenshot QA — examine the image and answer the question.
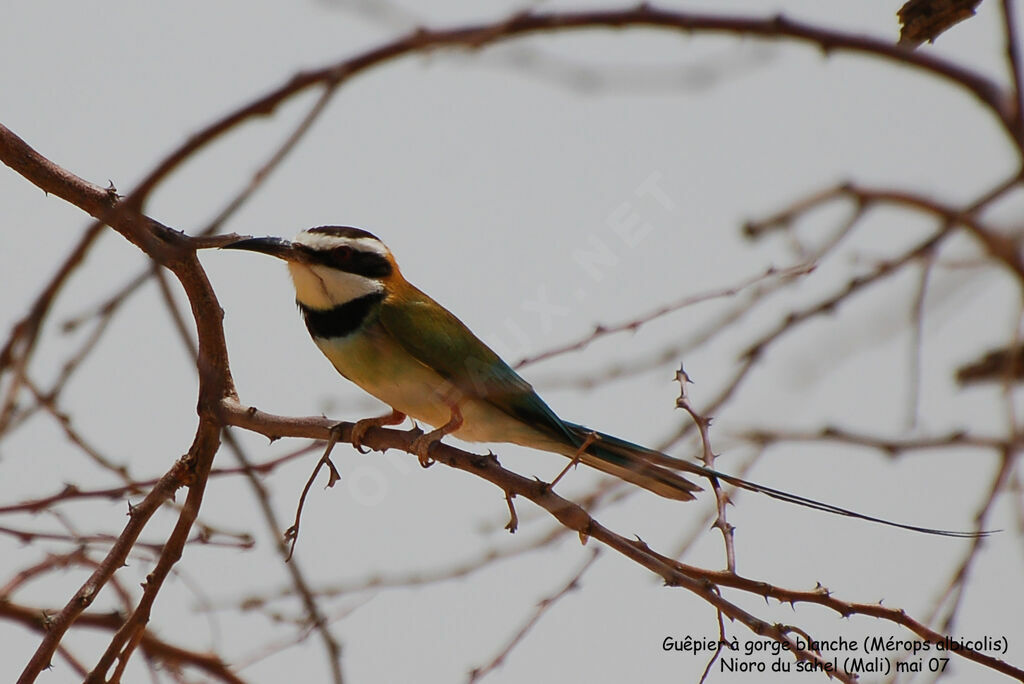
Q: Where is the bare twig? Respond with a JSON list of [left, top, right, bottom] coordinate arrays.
[[1, 600, 245, 684], [468, 550, 600, 683], [284, 432, 342, 562], [223, 399, 1023, 680], [1001, 0, 1024, 140], [516, 263, 814, 369], [675, 366, 736, 571], [2, 4, 1023, 680]]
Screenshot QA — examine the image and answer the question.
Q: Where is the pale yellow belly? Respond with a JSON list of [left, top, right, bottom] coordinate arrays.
[[312, 328, 556, 448]]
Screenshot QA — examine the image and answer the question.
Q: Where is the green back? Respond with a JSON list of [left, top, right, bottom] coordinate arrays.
[[378, 286, 577, 446]]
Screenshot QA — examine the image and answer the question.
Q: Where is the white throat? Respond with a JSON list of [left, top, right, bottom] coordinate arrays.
[[287, 262, 383, 310]]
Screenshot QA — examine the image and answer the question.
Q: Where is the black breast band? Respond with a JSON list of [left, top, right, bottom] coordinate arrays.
[[299, 292, 384, 339]]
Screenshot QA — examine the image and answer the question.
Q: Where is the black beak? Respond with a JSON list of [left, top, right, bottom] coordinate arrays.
[[221, 236, 304, 262]]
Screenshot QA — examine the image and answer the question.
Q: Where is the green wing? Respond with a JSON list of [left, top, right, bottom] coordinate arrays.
[[378, 287, 577, 445], [380, 288, 708, 501]]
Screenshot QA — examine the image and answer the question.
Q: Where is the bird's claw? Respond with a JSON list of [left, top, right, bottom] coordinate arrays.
[[348, 409, 407, 454], [409, 433, 437, 468], [349, 419, 374, 454], [328, 421, 358, 451]]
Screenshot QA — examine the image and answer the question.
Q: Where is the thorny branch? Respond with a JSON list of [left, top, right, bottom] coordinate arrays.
[[223, 400, 1023, 681], [2, 3, 1024, 682], [675, 366, 736, 572], [468, 549, 601, 683]]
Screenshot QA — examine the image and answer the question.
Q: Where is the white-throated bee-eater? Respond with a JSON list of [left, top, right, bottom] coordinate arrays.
[[224, 226, 982, 536]]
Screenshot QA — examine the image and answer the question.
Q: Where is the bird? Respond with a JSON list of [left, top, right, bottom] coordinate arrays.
[[224, 226, 983, 536]]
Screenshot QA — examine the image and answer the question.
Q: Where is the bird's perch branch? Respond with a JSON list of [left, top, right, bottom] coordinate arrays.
[[2, 2, 1022, 678], [220, 398, 1024, 681]]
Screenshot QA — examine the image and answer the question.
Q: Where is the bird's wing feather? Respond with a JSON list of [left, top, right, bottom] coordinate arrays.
[[376, 290, 994, 527], [378, 288, 578, 445]]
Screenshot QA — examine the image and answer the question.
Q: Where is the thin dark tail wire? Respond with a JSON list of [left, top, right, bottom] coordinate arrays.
[[699, 466, 994, 538]]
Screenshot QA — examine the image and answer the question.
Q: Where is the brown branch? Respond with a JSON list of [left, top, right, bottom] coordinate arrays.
[[284, 434, 342, 562], [1, 122, 237, 683], [2, 5, 1021, 679], [656, 172, 1024, 456], [61, 78, 343, 351], [929, 447, 1017, 634], [221, 431, 344, 684], [0, 443, 315, 516], [898, 0, 983, 46], [750, 182, 1024, 282], [25, 378, 131, 478], [668, 453, 763, 561], [240, 522, 573, 609], [907, 256, 935, 427], [1, 550, 91, 597], [468, 549, 600, 683], [0, 222, 105, 434], [515, 262, 814, 369], [221, 398, 1024, 681], [15, 450, 200, 683], [534, 206, 857, 395], [675, 367, 736, 571], [83, 420, 222, 683], [119, 6, 1017, 204], [699, 608, 730, 684], [737, 425, 1016, 456], [0, 524, 248, 553], [1, 599, 245, 684], [1002, 0, 1024, 140], [0, 125, 235, 399], [740, 425, 1017, 641], [660, 226, 951, 455]]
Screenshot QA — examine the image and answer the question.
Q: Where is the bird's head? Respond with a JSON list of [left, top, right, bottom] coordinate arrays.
[[225, 226, 401, 310]]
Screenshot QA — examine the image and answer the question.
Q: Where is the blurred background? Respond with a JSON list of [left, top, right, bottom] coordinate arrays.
[[1, 1, 1021, 682]]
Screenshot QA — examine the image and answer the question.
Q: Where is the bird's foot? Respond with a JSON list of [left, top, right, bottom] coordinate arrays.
[[409, 406, 463, 468], [548, 431, 599, 490], [409, 430, 441, 468], [349, 409, 406, 453]]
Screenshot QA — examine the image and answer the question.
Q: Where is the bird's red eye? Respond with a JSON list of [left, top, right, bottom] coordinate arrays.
[[331, 246, 353, 262]]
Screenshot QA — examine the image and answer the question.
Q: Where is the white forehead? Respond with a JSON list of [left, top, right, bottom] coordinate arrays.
[[293, 230, 390, 258]]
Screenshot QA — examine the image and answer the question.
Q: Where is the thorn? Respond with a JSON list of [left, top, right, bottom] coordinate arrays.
[[504, 491, 518, 533]]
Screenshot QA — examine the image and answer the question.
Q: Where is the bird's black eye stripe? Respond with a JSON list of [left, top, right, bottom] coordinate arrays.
[[330, 246, 353, 264], [300, 245, 392, 278]]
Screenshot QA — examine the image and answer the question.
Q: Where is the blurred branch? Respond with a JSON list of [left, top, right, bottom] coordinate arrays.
[[247, 522, 572, 607], [897, 0, 983, 46], [0, 222, 105, 434], [738, 425, 1016, 454], [222, 398, 1023, 680], [747, 181, 1024, 283], [0, 123, 235, 684], [516, 262, 815, 370], [0, 600, 246, 684], [958, 343, 1024, 383], [0, 443, 314, 515], [1002, 0, 1024, 138], [928, 447, 1016, 634], [2, 3, 1023, 680], [222, 430, 344, 683], [468, 549, 600, 683]]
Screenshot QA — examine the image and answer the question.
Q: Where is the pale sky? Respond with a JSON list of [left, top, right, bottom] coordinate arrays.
[[1, 1, 1020, 682]]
